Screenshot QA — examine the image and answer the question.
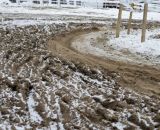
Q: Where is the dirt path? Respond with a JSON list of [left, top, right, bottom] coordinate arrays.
[[48, 27, 160, 97]]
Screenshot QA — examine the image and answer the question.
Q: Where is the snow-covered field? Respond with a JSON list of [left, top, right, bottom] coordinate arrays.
[[0, 5, 160, 21]]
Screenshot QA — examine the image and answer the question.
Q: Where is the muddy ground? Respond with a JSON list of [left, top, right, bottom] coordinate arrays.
[[48, 27, 160, 97], [0, 14, 160, 130]]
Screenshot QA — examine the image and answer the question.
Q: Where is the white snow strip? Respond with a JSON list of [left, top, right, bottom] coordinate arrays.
[[0, 6, 160, 21], [27, 91, 43, 123], [112, 122, 126, 130]]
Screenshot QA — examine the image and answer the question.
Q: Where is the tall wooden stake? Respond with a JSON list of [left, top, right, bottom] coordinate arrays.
[[141, 3, 148, 43], [127, 11, 133, 35], [116, 4, 123, 38], [58, 0, 61, 8]]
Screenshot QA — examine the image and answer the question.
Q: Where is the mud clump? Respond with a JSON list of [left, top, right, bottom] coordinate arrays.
[[154, 114, 160, 123], [128, 113, 140, 126]]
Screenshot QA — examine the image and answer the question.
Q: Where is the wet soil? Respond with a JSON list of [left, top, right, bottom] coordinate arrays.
[[48, 27, 160, 97]]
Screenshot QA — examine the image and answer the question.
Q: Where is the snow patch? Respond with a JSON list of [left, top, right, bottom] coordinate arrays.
[[27, 91, 43, 123]]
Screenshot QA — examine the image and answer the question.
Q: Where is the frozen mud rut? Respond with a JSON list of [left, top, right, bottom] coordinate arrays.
[[0, 23, 160, 130]]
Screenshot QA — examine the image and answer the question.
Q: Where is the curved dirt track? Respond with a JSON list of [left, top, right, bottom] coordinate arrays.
[[48, 27, 160, 97]]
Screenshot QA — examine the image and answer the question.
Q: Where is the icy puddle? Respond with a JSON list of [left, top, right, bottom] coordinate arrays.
[[71, 29, 160, 68]]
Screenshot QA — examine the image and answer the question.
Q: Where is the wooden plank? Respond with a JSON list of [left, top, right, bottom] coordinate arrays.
[[141, 3, 148, 43], [127, 11, 133, 35], [116, 4, 123, 38]]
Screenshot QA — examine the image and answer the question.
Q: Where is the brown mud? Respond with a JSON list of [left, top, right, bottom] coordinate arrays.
[[48, 27, 160, 97]]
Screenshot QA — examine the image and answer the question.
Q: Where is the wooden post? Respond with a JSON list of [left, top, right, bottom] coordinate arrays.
[[116, 4, 123, 38], [17, 0, 20, 5], [127, 11, 133, 35], [141, 3, 148, 43], [1, 17, 4, 23], [49, 0, 52, 5], [58, 0, 61, 8]]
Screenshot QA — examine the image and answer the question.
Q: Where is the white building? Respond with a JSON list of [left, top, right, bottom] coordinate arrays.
[[9, 0, 84, 7], [9, 0, 121, 8]]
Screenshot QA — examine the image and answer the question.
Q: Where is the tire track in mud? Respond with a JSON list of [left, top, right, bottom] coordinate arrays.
[[48, 27, 160, 97]]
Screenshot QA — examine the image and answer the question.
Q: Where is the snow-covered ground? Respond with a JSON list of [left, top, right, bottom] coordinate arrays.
[[0, 6, 160, 21], [109, 29, 160, 60], [72, 28, 160, 67], [0, 19, 108, 28]]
